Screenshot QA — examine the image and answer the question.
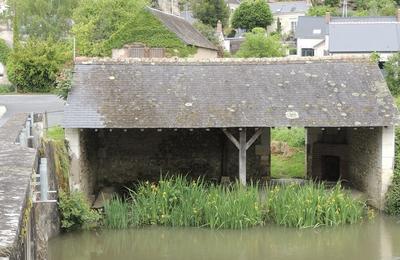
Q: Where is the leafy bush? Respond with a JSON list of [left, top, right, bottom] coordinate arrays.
[[0, 39, 10, 65], [307, 5, 337, 16], [236, 28, 286, 58], [6, 38, 72, 92], [0, 84, 14, 93], [385, 128, 400, 215], [231, 0, 273, 31], [58, 191, 101, 231], [384, 53, 400, 96], [55, 68, 73, 100]]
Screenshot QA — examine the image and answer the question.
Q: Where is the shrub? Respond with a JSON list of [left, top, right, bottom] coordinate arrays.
[[7, 38, 72, 92], [236, 28, 286, 58], [58, 191, 101, 231], [55, 68, 73, 100], [0, 39, 10, 65], [384, 53, 400, 96]]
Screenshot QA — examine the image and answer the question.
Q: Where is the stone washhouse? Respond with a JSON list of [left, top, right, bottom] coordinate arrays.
[[63, 57, 399, 209]]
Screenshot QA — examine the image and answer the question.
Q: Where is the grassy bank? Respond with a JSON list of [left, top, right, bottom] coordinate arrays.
[[271, 128, 305, 178], [103, 176, 367, 230]]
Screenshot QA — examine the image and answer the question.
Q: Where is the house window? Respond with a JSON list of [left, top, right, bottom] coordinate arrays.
[[291, 21, 297, 32], [301, 48, 314, 57]]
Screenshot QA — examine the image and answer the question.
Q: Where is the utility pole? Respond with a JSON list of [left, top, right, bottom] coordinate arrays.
[[342, 0, 348, 18]]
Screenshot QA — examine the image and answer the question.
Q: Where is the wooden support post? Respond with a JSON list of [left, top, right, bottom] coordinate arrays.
[[239, 128, 247, 186], [222, 128, 264, 186]]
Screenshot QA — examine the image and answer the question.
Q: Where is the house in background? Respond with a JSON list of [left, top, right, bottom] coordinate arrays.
[[267, 1, 311, 35], [147, 8, 219, 59], [296, 11, 400, 61], [157, 0, 180, 16], [295, 16, 329, 57]]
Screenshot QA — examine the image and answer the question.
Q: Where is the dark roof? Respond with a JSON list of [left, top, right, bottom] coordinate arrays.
[[329, 17, 400, 53], [295, 16, 328, 39], [268, 1, 309, 14], [64, 57, 399, 129], [148, 8, 218, 51]]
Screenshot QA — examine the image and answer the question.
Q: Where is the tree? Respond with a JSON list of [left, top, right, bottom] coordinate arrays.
[[6, 38, 72, 92], [236, 27, 286, 58], [324, 0, 340, 7], [231, 0, 273, 31], [355, 0, 396, 16], [385, 53, 400, 96], [191, 0, 229, 27], [8, 0, 80, 40], [307, 5, 337, 16]]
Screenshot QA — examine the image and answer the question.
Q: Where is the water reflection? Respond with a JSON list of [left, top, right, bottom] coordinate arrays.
[[49, 215, 400, 260]]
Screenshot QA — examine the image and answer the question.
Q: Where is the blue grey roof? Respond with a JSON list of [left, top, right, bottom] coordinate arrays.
[[295, 16, 328, 39], [64, 58, 399, 129], [329, 17, 400, 53], [268, 1, 309, 14]]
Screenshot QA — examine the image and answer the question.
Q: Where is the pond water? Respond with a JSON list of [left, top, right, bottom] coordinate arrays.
[[49, 215, 400, 260]]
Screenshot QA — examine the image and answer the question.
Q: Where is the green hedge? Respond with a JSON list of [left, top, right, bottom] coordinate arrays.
[[0, 39, 10, 65], [6, 39, 71, 92]]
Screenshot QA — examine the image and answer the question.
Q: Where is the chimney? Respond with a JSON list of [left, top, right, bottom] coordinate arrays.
[[216, 20, 223, 34], [325, 12, 331, 24], [397, 9, 400, 22]]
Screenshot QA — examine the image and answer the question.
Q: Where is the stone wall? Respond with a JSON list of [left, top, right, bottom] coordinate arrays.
[[307, 127, 395, 209], [67, 128, 270, 195]]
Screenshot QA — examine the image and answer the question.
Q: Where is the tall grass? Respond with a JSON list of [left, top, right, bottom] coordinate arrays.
[[103, 176, 367, 230], [265, 183, 366, 228], [104, 195, 130, 229]]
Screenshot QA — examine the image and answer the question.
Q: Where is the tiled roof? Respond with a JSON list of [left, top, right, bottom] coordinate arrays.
[[295, 16, 328, 39], [268, 1, 309, 14], [148, 8, 218, 50], [64, 57, 399, 129]]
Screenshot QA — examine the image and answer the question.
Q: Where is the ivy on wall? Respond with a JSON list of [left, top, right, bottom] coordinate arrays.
[[104, 10, 196, 57]]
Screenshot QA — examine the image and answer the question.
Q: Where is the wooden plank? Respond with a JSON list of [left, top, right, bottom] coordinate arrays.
[[222, 129, 240, 149], [246, 128, 263, 150], [239, 128, 247, 186]]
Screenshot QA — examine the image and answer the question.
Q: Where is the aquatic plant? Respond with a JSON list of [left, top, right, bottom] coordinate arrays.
[[265, 183, 366, 228], [104, 195, 130, 229], [58, 191, 101, 231], [103, 176, 367, 230]]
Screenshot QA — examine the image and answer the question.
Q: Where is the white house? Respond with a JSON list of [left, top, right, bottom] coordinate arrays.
[[296, 11, 400, 61], [267, 1, 311, 35]]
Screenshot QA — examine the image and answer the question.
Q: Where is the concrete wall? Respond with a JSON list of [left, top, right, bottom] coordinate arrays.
[[193, 48, 218, 59], [67, 128, 270, 194], [307, 127, 395, 209], [297, 38, 326, 57]]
